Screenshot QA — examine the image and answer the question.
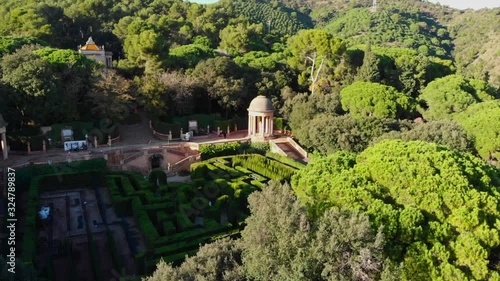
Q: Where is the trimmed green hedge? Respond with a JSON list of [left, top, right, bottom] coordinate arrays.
[[232, 154, 297, 182], [199, 141, 269, 160], [149, 168, 167, 186], [132, 198, 159, 246], [265, 151, 306, 169]]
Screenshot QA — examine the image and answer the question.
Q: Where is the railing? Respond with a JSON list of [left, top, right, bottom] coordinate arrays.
[[269, 140, 288, 157], [170, 153, 201, 172], [286, 137, 308, 159], [122, 150, 142, 164]]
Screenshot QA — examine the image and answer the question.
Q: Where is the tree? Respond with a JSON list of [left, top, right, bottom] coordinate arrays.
[[295, 114, 402, 154], [0, 45, 63, 126], [287, 30, 345, 94], [242, 181, 315, 280], [340, 82, 416, 119], [219, 20, 264, 55], [372, 120, 475, 153], [87, 69, 134, 121], [292, 140, 500, 280], [454, 101, 500, 161], [355, 41, 380, 82], [144, 238, 245, 281], [191, 57, 247, 115], [418, 74, 497, 121], [242, 181, 390, 281]]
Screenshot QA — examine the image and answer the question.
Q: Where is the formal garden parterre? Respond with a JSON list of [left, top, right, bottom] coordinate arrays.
[[17, 149, 303, 280]]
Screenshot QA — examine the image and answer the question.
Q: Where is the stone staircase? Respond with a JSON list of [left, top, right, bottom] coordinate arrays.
[[270, 138, 309, 163]]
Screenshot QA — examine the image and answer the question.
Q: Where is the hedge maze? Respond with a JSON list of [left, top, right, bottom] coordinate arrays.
[[19, 154, 303, 279]]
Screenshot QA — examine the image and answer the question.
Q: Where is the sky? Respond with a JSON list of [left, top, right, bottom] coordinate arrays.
[[427, 0, 500, 10]]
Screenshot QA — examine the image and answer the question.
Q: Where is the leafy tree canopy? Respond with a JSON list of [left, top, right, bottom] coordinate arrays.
[[372, 120, 475, 154], [340, 81, 416, 119], [454, 100, 500, 161], [418, 74, 497, 121], [292, 140, 500, 280]]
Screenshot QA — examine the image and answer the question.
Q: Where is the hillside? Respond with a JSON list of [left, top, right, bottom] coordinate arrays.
[[231, 0, 314, 35], [447, 8, 500, 86], [323, 7, 452, 58]]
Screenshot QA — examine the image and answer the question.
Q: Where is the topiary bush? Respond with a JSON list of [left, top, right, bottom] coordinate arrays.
[[149, 168, 167, 186]]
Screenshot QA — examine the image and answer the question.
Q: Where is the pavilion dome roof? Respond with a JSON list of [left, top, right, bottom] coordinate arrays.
[[80, 37, 101, 51], [248, 95, 273, 112]]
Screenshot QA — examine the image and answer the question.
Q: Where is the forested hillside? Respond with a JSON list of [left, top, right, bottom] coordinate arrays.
[[1, 0, 499, 280]]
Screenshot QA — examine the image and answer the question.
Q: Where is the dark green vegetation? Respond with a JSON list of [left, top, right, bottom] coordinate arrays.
[[145, 182, 393, 281], [292, 140, 500, 280], [16, 155, 302, 280], [2, 0, 500, 280]]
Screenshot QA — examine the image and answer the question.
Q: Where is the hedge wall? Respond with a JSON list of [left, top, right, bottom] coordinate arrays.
[[232, 154, 297, 182], [199, 141, 269, 160]]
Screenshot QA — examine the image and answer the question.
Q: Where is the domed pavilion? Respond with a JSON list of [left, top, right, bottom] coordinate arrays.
[[248, 95, 274, 141]]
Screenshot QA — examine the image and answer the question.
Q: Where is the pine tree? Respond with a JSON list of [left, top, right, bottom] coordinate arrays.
[[355, 41, 380, 82]]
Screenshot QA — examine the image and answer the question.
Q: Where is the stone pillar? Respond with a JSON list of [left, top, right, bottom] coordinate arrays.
[[108, 135, 112, 146], [227, 125, 230, 135], [217, 127, 220, 136], [270, 117, 274, 136], [180, 128, 183, 137], [234, 124, 237, 132], [94, 136, 98, 148], [248, 116, 251, 136], [27, 141, 31, 154], [264, 116, 268, 135], [168, 130, 172, 141], [260, 116, 264, 136], [207, 125, 210, 134], [1, 132, 7, 160], [42, 140, 46, 152]]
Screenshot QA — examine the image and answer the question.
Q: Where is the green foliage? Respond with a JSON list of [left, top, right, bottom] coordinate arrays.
[[0, 35, 47, 57], [199, 141, 269, 160], [231, 0, 313, 36], [292, 140, 500, 279], [242, 181, 388, 280], [294, 114, 408, 154], [454, 101, 500, 160], [340, 81, 416, 119], [373, 120, 475, 154], [232, 154, 297, 182], [144, 238, 244, 281], [418, 74, 497, 120], [168, 43, 215, 69], [149, 168, 167, 186], [324, 7, 451, 58]]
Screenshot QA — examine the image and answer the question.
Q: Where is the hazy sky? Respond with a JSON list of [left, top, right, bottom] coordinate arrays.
[[428, 0, 500, 10]]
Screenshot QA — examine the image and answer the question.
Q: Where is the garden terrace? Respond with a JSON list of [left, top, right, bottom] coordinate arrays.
[[18, 153, 304, 279]]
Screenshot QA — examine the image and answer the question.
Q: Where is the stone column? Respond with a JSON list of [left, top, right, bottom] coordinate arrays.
[[1, 131, 7, 160], [260, 116, 264, 136], [42, 140, 46, 152], [108, 135, 112, 146], [94, 136, 98, 148], [270, 117, 274, 136], [27, 141, 31, 154], [168, 130, 172, 141], [265, 116, 268, 135], [248, 116, 251, 136]]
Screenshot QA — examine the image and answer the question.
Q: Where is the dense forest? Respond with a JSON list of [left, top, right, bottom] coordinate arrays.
[[1, 0, 499, 280]]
